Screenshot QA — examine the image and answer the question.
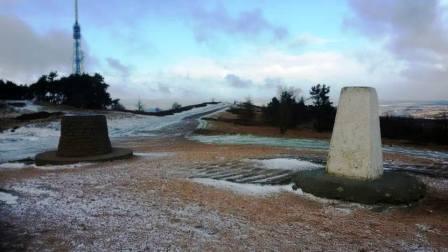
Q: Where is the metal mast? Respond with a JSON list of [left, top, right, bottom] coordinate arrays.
[[72, 0, 83, 75]]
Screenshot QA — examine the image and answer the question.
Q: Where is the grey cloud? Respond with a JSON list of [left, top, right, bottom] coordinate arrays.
[[190, 5, 288, 42], [289, 34, 328, 48], [345, 0, 448, 99], [225, 74, 253, 88], [264, 77, 285, 89], [0, 15, 72, 81], [157, 82, 171, 94], [107, 58, 130, 78]]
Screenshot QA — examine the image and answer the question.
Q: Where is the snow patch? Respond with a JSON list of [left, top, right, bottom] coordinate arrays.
[[108, 103, 229, 137], [12, 184, 56, 197], [191, 178, 303, 197], [35, 163, 93, 170], [0, 162, 30, 169], [247, 158, 323, 171], [0, 191, 18, 205], [134, 152, 175, 158], [0, 162, 92, 171], [196, 106, 229, 129]]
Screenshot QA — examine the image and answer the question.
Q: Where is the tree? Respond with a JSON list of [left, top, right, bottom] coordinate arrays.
[[171, 102, 182, 110], [27, 72, 113, 109], [238, 97, 255, 124], [136, 99, 144, 112], [278, 90, 296, 134], [111, 99, 126, 110], [309, 84, 332, 108], [262, 97, 280, 125], [309, 84, 335, 132], [0, 80, 30, 100], [292, 96, 308, 126], [57, 73, 112, 109]]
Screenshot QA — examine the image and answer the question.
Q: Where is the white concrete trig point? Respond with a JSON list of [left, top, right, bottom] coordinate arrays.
[[326, 87, 383, 180]]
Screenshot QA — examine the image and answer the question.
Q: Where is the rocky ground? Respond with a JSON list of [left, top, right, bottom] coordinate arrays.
[[0, 108, 447, 251]]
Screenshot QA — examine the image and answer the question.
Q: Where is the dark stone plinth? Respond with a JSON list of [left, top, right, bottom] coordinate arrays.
[[35, 148, 133, 166], [35, 115, 133, 165], [293, 169, 426, 204], [57, 115, 112, 157]]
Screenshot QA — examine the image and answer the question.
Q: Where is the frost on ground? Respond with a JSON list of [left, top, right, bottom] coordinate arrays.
[[0, 161, 245, 251], [1, 104, 447, 250], [0, 162, 93, 171], [189, 134, 330, 150], [246, 158, 323, 171], [1, 145, 446, 250], [0, 191, 18, 205], [134, 152, 175, 158], [191, 178, 302, 197], [0, 162, 30, 170], [189, 134, 448, 164]]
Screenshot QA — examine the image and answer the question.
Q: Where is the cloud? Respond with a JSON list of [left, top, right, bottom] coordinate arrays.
[[157, 82, 171, 94], [189, 4, 288, 42], [264, 77, 286, 89], [106, 57, 130, 78], [0, 15, 72, 82], [289, 33, 329, 48], [345, 0, 448, 99], [225, 74, 253, 88], [162, 48, 385, 102]]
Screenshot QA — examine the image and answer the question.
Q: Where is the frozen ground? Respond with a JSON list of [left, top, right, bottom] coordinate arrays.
[[0, 162, 93, 171], [0, 191, 18, 205], [1, 143, 445, 250], [189, 134, 448, 164], [0, 161, 245, 251], [246, 158, 323, 171], [191, 179, 300, 196], [189, 157, 323, 186], [0, 103, 228, 163], [1, 102, 447, 250]]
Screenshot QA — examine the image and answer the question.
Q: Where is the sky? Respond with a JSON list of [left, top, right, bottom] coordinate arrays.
[[0, 0, 448, 108]]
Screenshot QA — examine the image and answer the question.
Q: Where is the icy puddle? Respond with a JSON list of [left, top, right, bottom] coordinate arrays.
[[189, 134, 329, 150], [133, 152, 175, 158], [246, 158, 323, 171], [191, 178, 300, 197], [189, 157, 323, 187], [189, 134, 448, 164]]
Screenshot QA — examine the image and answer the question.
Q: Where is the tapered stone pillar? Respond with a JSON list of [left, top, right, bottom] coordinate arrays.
[[57, 115, 112, 157], [35, 115, 133, 165], [326, 87, 383, 180]]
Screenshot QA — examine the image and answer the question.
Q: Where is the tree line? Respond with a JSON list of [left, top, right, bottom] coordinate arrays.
[[0, 72, 122, 109], [236, 84, 336, 133], [236, 84, 448, 145]]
